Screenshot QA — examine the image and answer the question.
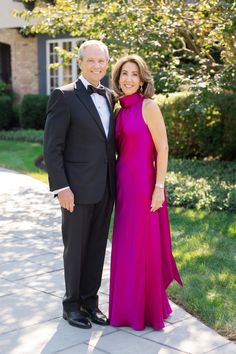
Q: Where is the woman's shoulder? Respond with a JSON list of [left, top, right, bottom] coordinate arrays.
[[143, 97, 159, 112], [142, 97, 162, 124]]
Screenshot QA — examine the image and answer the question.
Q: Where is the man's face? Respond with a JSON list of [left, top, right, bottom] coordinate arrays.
[[78, 45, 108, 86]]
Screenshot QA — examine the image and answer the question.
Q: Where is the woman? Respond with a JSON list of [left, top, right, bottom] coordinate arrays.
[[109, 55, 183, 330]]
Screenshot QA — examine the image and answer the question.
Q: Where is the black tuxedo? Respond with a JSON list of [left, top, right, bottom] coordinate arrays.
[[44, 79, 115, 311], [44, 79, 116, 203]]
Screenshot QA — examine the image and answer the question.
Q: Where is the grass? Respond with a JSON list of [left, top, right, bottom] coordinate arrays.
[[0, 140, 47, 183], [0, 138, 235, 340], [168, 207, 236, 340]]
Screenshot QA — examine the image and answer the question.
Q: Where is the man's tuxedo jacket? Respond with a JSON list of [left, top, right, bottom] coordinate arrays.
[[44, 79, 116, 204]]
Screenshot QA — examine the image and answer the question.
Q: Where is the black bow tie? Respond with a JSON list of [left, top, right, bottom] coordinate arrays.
[[87, 85, 106, 97]]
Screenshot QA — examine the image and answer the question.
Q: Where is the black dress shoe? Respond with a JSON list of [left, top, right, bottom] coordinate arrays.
[[63, 310, 92, 329], [81, 307, 109, 326]]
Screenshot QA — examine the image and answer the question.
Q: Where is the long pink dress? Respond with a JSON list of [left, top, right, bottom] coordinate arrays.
[[109, 93, 183, 330]]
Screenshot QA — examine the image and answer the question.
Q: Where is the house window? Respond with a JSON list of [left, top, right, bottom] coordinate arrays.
[[0, 43, 11, 84], [46, 38, 81, 94]]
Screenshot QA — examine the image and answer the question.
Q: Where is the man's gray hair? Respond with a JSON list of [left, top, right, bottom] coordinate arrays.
[[78, 40, 109, 61]]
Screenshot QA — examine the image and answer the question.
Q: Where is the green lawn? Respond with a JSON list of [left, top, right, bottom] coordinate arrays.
[[168, 208, 236, 340], [0, 140, 47, 183], [0, 139, 235, 340]]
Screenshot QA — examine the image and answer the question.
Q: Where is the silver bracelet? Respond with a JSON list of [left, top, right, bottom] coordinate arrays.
[[155, 182, 165, 189]]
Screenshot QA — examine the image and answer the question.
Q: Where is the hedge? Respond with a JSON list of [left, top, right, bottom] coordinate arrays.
[[0, 129, 43, 143], [166, 159, 236, 213], [9, 90, 236, 160], [19, 94, 48, 129], [157, 91, 236, 160], [0, 95, 14, 130]]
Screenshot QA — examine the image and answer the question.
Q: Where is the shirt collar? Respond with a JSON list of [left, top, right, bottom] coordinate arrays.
[[79, 74, 101, 89]]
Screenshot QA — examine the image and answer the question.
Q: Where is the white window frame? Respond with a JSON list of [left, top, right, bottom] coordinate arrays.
[[46, 38, 81, 95]]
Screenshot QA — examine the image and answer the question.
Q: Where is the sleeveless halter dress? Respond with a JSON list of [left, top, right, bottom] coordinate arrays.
[[109, 93, 182, 330]]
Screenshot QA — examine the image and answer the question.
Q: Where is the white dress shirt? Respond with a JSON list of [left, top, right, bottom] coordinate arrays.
[[79, 75, 110, 137], [52, 75, 110, 194]]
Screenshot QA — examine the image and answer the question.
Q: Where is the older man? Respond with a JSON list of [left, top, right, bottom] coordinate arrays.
[[44, 40, 115, 329]]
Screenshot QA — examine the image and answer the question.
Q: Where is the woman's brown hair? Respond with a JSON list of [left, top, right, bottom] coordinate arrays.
[[112, 54, 155, 98]]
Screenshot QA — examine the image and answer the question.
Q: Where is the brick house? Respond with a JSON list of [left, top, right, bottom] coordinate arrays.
[[0, 0, 81, 101]]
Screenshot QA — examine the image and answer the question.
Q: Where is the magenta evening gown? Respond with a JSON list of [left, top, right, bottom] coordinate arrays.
[[109, 93, 183, 330]]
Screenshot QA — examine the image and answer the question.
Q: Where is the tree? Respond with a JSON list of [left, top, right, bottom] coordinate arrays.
[[15, 0, 236, 92]]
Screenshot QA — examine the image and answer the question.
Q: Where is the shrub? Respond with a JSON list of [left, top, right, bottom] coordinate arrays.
[[8, 104, 20, 128], [157, 92, 200, 158], [0, 81, 11, 96], [215, 94, 236, 160], [156, 91, 236, 160], [19, 94, 48, 129], [0, 81, 15, 130], [0, 95, 14, 130], [0, 129, 43, 143], [166, 159, 236, 212]]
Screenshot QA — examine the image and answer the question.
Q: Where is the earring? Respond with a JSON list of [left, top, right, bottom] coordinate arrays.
[[140, 85, 143, 93]]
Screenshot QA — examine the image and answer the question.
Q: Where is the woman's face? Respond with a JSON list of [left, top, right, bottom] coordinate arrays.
[[119, 61, 143, 96]]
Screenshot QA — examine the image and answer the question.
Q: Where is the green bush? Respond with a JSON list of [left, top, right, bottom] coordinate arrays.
[[166, 159, 236, 212], [11, 105, 20, 128], [0, 81, 15, 130], [19, 94, 48, 129], [215, 94, 236, 160], [0, 129, 43, 143], [0, 80, 12, 96], [157, 91, 236, 160], [0, 95, 14, 130]]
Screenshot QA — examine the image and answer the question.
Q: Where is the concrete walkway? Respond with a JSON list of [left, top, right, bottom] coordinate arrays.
[[0, 167, 235, 354]]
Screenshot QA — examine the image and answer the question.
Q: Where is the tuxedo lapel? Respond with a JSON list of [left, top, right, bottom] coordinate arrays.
[[105, 91, 112, 108], [74, 79, 106, 137], [102, 91, 114, 141]]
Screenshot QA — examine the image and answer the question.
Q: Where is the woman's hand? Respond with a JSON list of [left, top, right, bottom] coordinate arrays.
[[150, 187, 164, 212]]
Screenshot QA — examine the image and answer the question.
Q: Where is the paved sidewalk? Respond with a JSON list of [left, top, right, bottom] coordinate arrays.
[[0, 167, 235, 354]]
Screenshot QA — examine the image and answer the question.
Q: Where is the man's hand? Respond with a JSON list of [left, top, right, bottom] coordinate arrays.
[[58, 188, 75, 213]]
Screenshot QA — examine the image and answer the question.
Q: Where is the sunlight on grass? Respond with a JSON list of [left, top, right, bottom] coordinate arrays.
[[28, 171, 48, 184], [0, 140, 48, 184], [169, 207, 236, 339], [0, 140, 41, 169]]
